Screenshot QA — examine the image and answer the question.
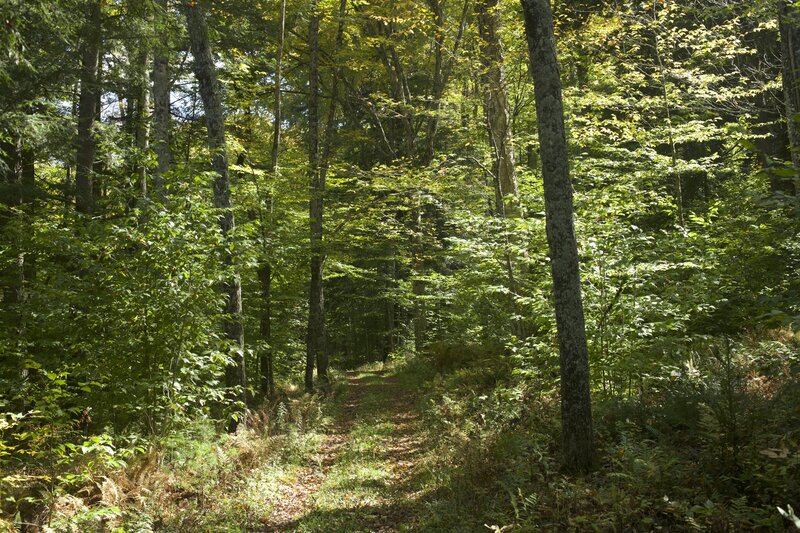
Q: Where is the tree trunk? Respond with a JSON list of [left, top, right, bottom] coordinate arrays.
[[423, 0, 445, 165], [413, 194, 427, 353], [152, 0, 171, 199], [310, 0, 347, 388], [780, 0, 800, 193], [521, 0, 593, 473], [384, 256, 396, 362], [186, 0, 246, 428], [75, 0, 102, 215], [258, 263, 274, 398], [1, 137, 24, 311], [1, 133, 34, 410], [477, 0, 519, 217], [260, 0, 286, 399], [477, 0, 525, 339], [270, 0, 286, 176], [306, 0, 324, 392], [130, 0, 150, 200]]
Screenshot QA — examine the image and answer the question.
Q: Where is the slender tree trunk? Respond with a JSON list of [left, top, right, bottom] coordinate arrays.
[[1, 134, 34, 404], [384, 255, 396, 362], [260, 0, 286, 399], [780, 0, 800, 194], [1, 137, 24, 311], [92, 61, 105, 206], [413, 194, 427, 352], [306, 0, 324, 392], [309, 0, 347, 388], [152, 0, 171, 199], [423, 0, 445, 165], [477, 0, 519, 217], [130, 1, 150, 200], [652, 1, 684, 224], [186, 0, 246, 428], [258, 263, 274, 397], [521, 0, 593, 473], [270, 0, 286, 176], [75, 0, 102, 215], [477, 0, 524, 339], [321, 0, 347, 173]]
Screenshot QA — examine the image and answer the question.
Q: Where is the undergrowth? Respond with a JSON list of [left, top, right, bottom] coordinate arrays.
[[3, 379, 344, 532], [402, 331, 800, 531]]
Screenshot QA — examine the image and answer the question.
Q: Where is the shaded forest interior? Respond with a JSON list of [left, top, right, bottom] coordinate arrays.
[[2, 0, 800, 530]]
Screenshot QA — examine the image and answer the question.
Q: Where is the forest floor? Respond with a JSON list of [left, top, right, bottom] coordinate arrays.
[[261, 368, 430, 532]]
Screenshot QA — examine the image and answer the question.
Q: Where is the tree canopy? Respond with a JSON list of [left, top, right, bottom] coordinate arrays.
[[1, 0, 800, 529]]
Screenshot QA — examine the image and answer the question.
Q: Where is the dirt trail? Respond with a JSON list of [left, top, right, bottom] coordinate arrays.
[[263, 370, 424, 532]]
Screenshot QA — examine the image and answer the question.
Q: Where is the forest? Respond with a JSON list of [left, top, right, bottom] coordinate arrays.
[[1, 0, 800, 530]]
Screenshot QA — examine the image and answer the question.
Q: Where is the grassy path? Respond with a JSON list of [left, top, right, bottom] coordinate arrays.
[[264, 369, 427, 532]]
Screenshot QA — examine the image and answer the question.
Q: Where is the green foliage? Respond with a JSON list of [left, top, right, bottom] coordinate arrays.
[[403, 334, 799, 530], [3, 0, 800, 527]]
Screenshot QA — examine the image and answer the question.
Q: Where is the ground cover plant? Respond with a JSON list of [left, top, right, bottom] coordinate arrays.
[[2, 0, 800, 530]]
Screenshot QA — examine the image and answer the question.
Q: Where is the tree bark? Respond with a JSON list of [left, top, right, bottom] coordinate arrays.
[[130, 0, 150, 200], [477, 0, 524, 339], [306, 0, 324, 392], [1, 137, 24, 310], [384, 256, 396, 362], [75, 0, 102, 215], [423, 0, 445, 165], [152, 0, 172, 199], [521, 0, 593, 473], [270, 0, 285, 177], [260, 0, 286, 399], [186, 0, 246, 428], [309, 0, 347, 388], [413, 194, 427, 353], [780, 0, 800, 194], [258, 263, 274, 398], [477, 0, 519, 217]]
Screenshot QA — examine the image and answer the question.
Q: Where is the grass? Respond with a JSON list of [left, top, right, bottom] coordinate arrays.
[[36, 335, 800, 531]]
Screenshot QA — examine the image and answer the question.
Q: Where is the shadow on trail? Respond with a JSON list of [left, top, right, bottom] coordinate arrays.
[[265, 365, 493, 533], [282, 369, 440, 532]]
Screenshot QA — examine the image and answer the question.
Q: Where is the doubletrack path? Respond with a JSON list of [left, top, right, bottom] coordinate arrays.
[[263, 369, 426, 532]]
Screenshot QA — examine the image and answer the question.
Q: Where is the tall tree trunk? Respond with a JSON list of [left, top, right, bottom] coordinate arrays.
[[1, 133, 34, 406], [413, 193, 427, 353], [521, 0, 593, 473], [384, 255, 396, 362], [133, 64, 149, 199], [130, 0, 150, 200], [186, 0, 246, 428], [152, 0, 171, 199], [310, 0, 348, 388], [477, 0, 524, 339], [1, 137, 24, 311], [75, 0, 102, 215], [270, 0, 285, 176], [423, 0, 445, 165], [477, 0, 519, 217], [260, 0, 286, 399], [780, 0, 800, 194], [258, 263, 274, 397], [306, 0, 324, 392]]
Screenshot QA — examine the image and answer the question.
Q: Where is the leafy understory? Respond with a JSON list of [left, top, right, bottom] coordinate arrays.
[[3, 0, 800, 530]]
